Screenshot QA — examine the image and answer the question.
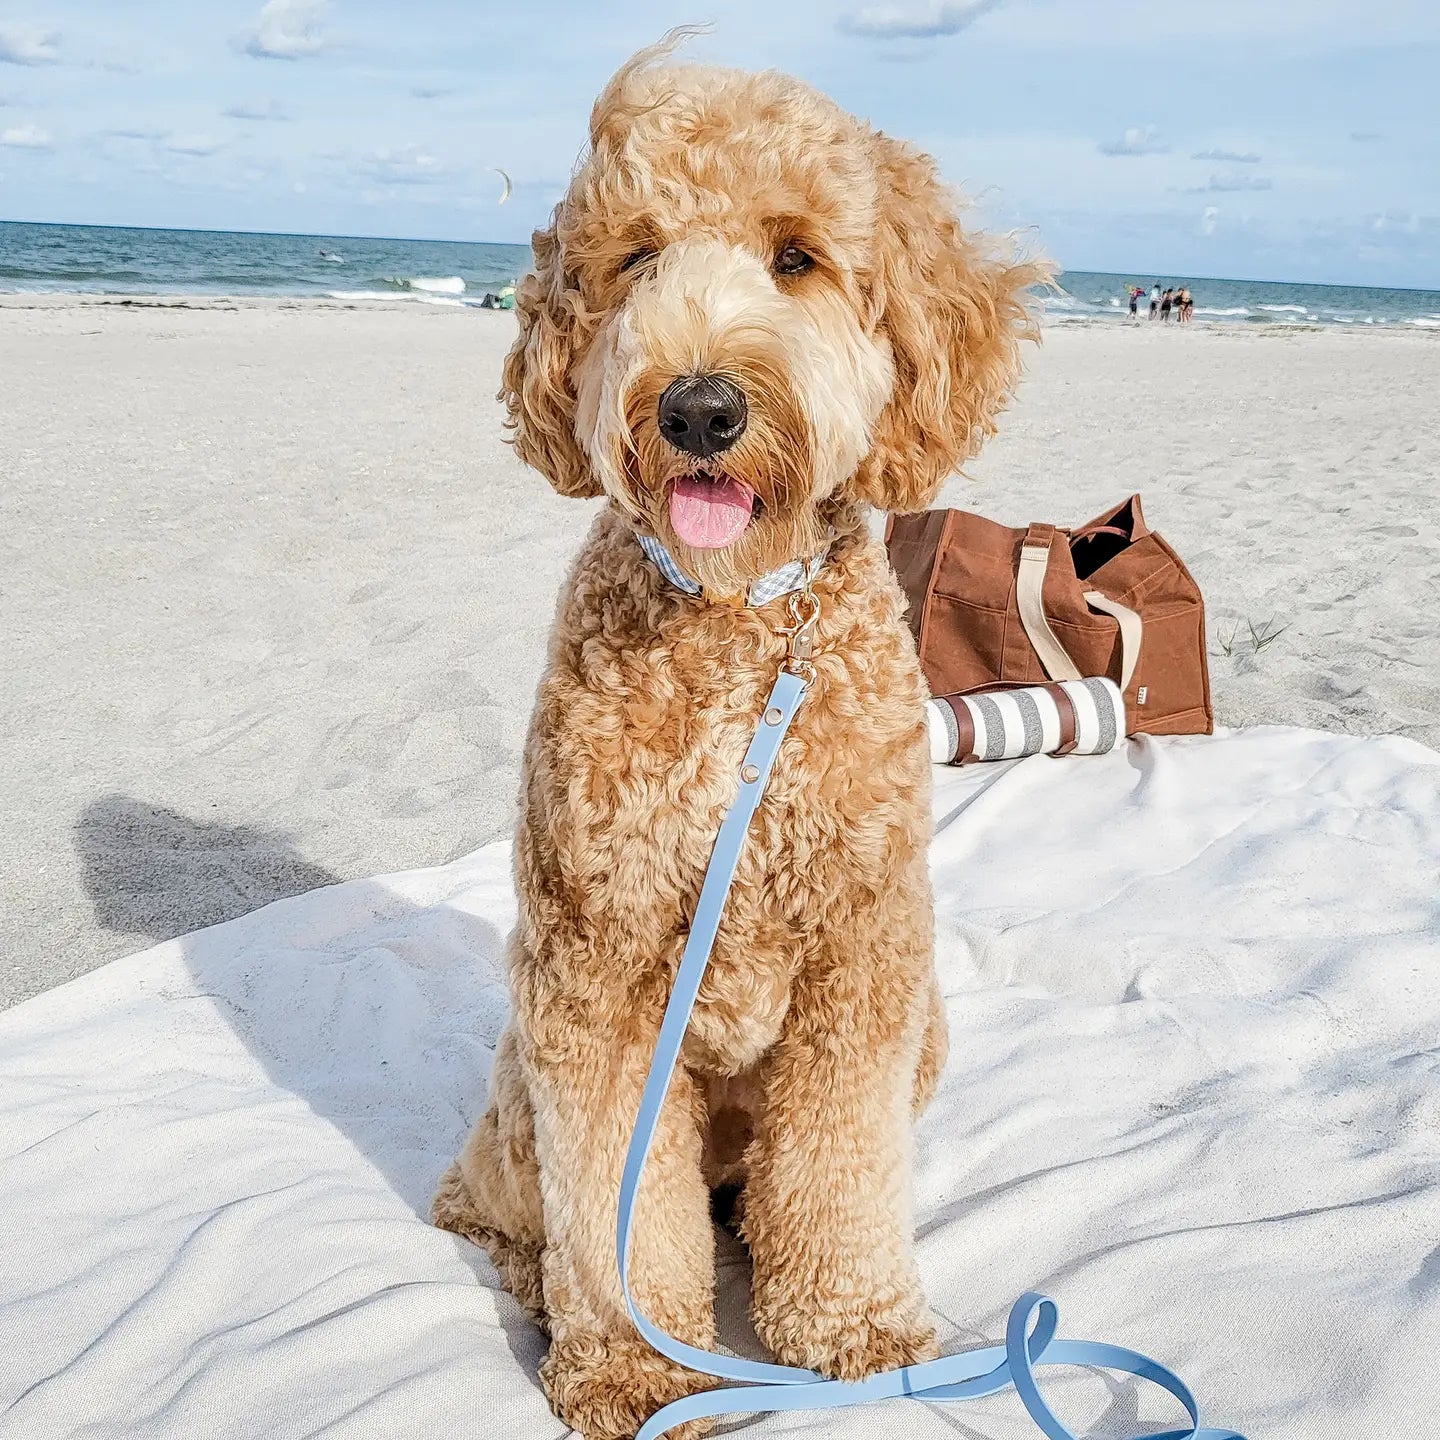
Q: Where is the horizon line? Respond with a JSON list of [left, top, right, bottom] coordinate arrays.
[[1, 216, 1434, 296]]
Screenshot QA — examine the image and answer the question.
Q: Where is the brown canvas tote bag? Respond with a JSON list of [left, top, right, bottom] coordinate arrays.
[[887, 495, 1213, 736]]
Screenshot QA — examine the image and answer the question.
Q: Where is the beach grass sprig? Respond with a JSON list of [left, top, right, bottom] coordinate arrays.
[[1215, 617, 1288, 657], [1247, 617, 1289, 652]]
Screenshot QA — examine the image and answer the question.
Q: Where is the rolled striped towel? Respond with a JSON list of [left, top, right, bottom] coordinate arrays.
[[926, 678, 1126, 765]]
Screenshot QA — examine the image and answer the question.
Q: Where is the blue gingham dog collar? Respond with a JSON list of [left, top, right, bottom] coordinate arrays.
[[637, 532, 826, 609]]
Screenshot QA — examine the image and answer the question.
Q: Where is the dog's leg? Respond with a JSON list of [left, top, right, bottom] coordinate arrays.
[[744, 871, 939, 1381], [527, 1020, 717, 1440], [432, 1024, 548, 1328]]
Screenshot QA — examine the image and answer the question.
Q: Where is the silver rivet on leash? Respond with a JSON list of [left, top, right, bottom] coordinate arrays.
[[740, 763, 760, 783], [764, 707, 783, 726]]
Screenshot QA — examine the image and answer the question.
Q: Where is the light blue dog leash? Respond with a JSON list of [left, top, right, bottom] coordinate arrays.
[[615, 597, 1247, 1440]]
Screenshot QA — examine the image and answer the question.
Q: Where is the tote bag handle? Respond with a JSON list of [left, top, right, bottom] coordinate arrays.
[[1017, 527, 1083, 682], [1017, 525, 1143, 691], [1082, 590, 1143, 691]]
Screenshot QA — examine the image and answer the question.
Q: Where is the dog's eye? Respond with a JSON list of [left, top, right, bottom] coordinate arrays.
[[774, 245, 815, 277], [619, 248, 655, 275]]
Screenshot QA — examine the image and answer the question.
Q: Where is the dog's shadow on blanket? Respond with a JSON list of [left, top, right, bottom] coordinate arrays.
[[75, 794, 508, 1215], [77, 797, 556, 1397]]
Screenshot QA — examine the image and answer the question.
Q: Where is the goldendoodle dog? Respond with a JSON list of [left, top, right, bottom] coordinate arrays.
[[434, 33, 1039, 1440]]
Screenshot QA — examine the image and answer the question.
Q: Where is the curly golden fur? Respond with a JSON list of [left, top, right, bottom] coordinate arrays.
[[434, 34, 1041, 1439]]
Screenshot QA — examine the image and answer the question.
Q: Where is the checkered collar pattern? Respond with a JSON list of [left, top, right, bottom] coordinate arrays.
[[636, 532, 826, 608]]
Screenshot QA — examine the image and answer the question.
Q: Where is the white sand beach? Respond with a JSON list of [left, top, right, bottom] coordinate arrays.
[[2, 295, 1437, 1007]]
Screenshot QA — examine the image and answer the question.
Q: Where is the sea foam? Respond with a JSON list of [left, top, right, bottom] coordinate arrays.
[[403, 276, 466, 295]]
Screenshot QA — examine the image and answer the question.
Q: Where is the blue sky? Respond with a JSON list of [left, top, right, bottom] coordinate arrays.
[[1, 0, 1437, 286]]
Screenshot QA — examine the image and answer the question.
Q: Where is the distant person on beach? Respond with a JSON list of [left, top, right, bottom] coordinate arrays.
[[478, 284, 517, 311], [1128, 285, 1142, 317], [1181, 288, 1195, 322], [1160, 288, 1174, 321], [1150, 283, 1161, 319]]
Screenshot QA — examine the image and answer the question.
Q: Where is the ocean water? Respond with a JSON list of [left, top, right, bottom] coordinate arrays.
[[1049, 270, 1440, 329], [0, 220, 532, 306], [2, 221, 1438, 328]]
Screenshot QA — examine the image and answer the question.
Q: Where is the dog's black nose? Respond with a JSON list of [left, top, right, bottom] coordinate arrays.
[[657, 374, 748, 459]]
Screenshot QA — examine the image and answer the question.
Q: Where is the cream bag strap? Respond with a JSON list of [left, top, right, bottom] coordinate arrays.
[[1017, 526, 1143, 692], [1017, 533, 1083, 682], [1082, 589, 1143, 691]]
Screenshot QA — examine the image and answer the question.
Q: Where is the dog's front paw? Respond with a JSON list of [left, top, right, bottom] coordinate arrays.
[[754, 1292, 937, 1382], [541, 1336, 714, 1440]]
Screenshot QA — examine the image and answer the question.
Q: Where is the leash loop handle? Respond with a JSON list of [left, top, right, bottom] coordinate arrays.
[[616, 670, 1247, 1440]]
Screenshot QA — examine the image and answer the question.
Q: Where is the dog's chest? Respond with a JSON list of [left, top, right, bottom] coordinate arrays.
[[677, 689, 824, 1072], [539, 637, 927, 1075]]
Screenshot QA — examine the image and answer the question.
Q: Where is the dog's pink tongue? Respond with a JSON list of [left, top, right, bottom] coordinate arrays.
[[668, 475, 755, 550]]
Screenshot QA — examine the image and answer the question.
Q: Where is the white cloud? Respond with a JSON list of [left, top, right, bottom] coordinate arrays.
[[1349, 130, 1382, 143], [838, 0, 1002, 41], [244, 0, 329, 60], [105, 127, 165, 141], [0, 25, 60, 66], [1, 122, 52, 148], [1099, 126, 1168, 157], [358, 144, 453, 185], [1372, 212, 1421, 235], [1201, 205, 1220, 236], [165, 133, 222, 156], [1191, 171, 1274, 193], [1193, 147, 1260, 164], [965, 1, 1440, 49], [223, 98, 293, 121], [411, 85, 449, 99]]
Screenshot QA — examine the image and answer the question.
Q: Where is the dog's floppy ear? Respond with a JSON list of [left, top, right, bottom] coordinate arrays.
[[499, 219, 602, 500], [500, 30, 705, 500], [849, 133, 1045, 514]]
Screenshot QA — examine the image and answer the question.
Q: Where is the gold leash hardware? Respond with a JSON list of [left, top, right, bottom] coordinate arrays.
[[773, 583, 821, 683]]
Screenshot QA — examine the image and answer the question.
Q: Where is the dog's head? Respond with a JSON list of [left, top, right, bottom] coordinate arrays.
[[502, 32, 1043, 593]]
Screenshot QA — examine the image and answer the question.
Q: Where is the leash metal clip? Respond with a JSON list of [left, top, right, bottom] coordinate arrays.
[[772, 584, 821, 683]]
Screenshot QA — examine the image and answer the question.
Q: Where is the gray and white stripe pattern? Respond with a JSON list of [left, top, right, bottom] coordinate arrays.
[[928, 690, 961, 763], [926, 677, 1127, 765]]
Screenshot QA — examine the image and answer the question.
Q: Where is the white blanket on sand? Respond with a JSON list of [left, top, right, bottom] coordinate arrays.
[[2, 725, 1437, 1440]]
